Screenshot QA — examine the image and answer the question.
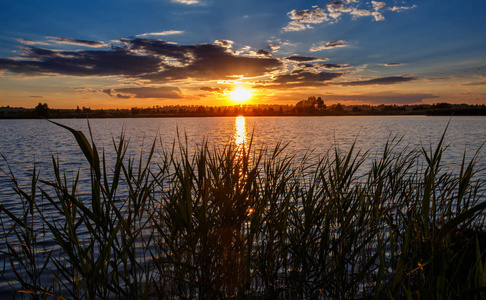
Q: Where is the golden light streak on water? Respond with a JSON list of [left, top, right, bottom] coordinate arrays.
[[234, 116, 247, 149]]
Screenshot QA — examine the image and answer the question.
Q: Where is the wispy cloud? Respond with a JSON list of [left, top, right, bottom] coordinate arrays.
[[384, 63, 403, 67], [338, 75, 416, 86], [310, 40, 348, 52], [47, 37, 108, 47], [283, 1, 418, 31], [286, 55, 323, 62], [266, 70, 343, 88], [388, 5, 417, 12], [136, 30, 184, 37], [105, 86, 183, 99], [16, 37, 108, 47], [326, 92, 438, 104], [297, 63, 352, 70], [171, 0, 200, 4], [16, 38, 50, 46], [200, 86, 224, 93]]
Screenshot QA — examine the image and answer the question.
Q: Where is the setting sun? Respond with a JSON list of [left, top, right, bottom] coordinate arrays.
[[229, 86, 252, 103]]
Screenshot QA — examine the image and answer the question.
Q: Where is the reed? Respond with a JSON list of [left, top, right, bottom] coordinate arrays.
[[1, 121, 485, 299]]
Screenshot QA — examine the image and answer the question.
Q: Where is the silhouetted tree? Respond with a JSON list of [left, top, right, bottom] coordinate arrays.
[[316, 97, 326, 110], [34, 102, 49, 118], [333, 103, 344, 113]]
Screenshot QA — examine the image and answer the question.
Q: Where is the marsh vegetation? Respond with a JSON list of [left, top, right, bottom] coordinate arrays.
[[1, 121, 485, 299]]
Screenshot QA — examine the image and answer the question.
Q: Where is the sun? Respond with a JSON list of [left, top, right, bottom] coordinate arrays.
[[229, 86, 252, 103]]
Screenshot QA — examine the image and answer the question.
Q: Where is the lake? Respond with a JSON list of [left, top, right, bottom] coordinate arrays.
[[0, 115, 485, 296], [1, 115, 485, 181]]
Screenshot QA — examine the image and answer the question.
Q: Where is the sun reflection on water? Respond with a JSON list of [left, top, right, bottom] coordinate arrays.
[[234, 116, 247, 148]]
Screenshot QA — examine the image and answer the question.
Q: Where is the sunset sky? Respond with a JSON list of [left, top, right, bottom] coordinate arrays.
[[1, 0, 485, 108]]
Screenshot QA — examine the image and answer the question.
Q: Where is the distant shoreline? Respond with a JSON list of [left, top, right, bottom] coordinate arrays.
[[1, 102, 485, 119]]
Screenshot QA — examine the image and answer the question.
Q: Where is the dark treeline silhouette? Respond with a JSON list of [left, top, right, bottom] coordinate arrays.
[[1, 98, 486, 119]]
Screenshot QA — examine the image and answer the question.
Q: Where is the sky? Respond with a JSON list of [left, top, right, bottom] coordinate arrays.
[[0, 0, 485, 109]]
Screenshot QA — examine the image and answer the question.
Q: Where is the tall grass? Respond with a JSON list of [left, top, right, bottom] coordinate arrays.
[[1, 121, 485, 299]]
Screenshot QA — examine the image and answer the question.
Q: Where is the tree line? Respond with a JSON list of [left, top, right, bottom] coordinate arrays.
[[0, 99, 485, 119]]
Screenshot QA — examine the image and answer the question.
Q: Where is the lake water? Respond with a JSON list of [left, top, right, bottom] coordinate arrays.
[[0, 115, 485, 295], [1, 116, 485, 182]]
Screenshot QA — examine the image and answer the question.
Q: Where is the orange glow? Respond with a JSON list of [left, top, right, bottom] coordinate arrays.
[[234, 116, 247, 147], [229, 86, 252, 103]]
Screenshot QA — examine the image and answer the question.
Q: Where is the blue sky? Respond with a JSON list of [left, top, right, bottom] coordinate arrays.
[[1, 0, 485, 108]]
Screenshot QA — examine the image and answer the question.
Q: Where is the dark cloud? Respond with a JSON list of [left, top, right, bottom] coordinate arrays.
[[47, 37, 108, 47], [103, 87, 183, 99], [297, 63, 351, 70], [29, 95, 44, 98], [214, 39, 234, 48], [463, 81, 486, 86], [310, 40, 347, 51], [100, 88, 131, 99], [286, 56, 322, 62], [142, 42, 282, 81], [339, 76, 415, 86], [0, 46, 161, 76], [326, 92, 438, 104], [200, 86, 224, 93], [0, 38, 283, 82], [256, 69, 343, 88], [256, 49, 270, 56]]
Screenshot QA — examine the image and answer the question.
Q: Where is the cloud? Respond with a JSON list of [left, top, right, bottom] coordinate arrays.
[[371, 1, 386, 11], [0, 38, 283, 82], [171, 0, 200, 4], [268, 44, 280, 52], [388, 5, 417, 12], [74, 87, 97, 93], [326, 92, 439, 104], [214, 39, 234, 49], [384, 63, 403, 66], [259, 69, 343, 88], [102, 87, 182, 99], [297, 63, 351, 70], [16, 38, 50, 46], [137, 40, 283, 81], [29, 95, 44, 98], [350, 9, 372, 18], [100, 88, 131, 99], [256, 49, 271, 56], [338, 75, 416, 86], [282, 8, 329, 31], [283, 0, 416, 31], [136, 31, 184, 37], [16, 37, 108, 47], [310, 40, 348, 51], [463, 81, 486, 86], [286, 55, 323, 62], [47, 37, 108, 47], [0, 45, 162, 76], [116, 87, 182, 98], [326, 1, 352, 20], [200, 86, 224, 93]]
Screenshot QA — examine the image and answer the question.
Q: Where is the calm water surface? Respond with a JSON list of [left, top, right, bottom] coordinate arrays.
[[0, 115, 485, 294], [1, 116, 485, 179]]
